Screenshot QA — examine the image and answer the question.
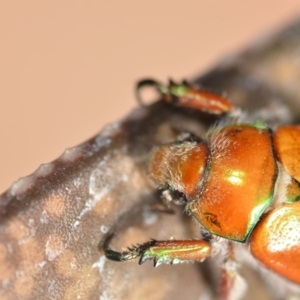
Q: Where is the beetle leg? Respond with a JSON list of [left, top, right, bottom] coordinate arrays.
[[103, 233, 158, 262], [135, 78, 233, 114], [104, 234, 212, 267], [139, 239, 212, 267], [135, 79, 167, 106], [218, 242, 247, 300]]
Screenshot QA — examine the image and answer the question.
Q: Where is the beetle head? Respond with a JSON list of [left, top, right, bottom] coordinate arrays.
[[148, 141, 209, 199]]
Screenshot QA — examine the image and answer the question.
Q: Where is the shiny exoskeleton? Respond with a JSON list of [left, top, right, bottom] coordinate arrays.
[[104, 79, 300, 299]]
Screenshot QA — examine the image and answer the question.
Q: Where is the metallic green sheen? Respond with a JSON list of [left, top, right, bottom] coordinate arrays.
[[169, 85, 189, 97]]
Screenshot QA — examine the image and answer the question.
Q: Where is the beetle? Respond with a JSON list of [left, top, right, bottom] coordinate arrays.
[[104, 79, 300, 299]]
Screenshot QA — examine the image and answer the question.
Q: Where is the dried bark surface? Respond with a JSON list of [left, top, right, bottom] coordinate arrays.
[[1, 20, 300, 300]]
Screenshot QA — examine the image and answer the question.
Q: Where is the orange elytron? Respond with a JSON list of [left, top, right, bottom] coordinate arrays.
[[104, 79, 300, 298]]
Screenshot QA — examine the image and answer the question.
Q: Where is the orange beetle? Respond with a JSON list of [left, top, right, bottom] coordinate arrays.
[[104, 79, 300, 299]]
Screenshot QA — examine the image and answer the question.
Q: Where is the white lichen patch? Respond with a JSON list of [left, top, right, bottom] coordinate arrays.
[[7, 154, 62, 200], [95, 134, 112, 149], [100, 122, 121, 139], [100, 225, 110, 234], [35, 163, 55, 177], [10, 175, 35, 197], [78, 196, 105, 219], [99, 291, 113, 300], [40, 210, 49, 224], [73, 178, 82, 188], [73, 220, 80, 228], [45, 235, 64, 261], [142, 207, 158, 225], [60, 146, 83, 162], [78, 151, 134, 219], [92, 256, 106, 274], [38, 261, 47, 268]]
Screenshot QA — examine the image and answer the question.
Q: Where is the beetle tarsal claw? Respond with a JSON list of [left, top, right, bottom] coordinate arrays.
[[140, 251, 181, 267], [103, 233, 159, 263], [139, 252, 161, 266], [138, 254, 150, 265], [154, 258, 163, 267]]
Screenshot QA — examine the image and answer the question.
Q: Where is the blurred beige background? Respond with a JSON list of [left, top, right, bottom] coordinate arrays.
[[0, 1, 299, 193]]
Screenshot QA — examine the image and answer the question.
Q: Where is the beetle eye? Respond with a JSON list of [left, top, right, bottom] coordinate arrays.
[[161, 189, 187, 206]]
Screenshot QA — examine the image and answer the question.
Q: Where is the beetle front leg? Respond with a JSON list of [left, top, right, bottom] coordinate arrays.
[[104, 234, 212, 267]]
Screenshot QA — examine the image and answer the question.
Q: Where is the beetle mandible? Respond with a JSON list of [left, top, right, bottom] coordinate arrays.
[[104, 78, 300, 299]]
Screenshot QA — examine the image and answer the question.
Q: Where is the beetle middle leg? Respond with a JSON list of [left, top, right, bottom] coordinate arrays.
[[104, 234, 212, 267], [219, 242, 247, 300]]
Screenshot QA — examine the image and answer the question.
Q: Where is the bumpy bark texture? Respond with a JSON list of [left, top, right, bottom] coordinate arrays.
[[1, 20, 300, 300]]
